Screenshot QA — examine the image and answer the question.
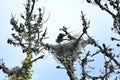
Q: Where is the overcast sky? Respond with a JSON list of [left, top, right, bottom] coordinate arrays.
[[0, 0, 115, 80]]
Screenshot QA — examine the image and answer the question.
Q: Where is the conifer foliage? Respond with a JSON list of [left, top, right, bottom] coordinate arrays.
[[1, 0, 46, 80]]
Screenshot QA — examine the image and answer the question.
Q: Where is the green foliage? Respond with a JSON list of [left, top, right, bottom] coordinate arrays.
[[8, 54, 32, 80]]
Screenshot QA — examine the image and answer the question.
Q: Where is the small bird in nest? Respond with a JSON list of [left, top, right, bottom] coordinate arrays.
[[56, 33, 66, 43]]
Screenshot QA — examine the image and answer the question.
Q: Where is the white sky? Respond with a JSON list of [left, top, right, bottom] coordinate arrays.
[[0, 0, 116, 80]]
